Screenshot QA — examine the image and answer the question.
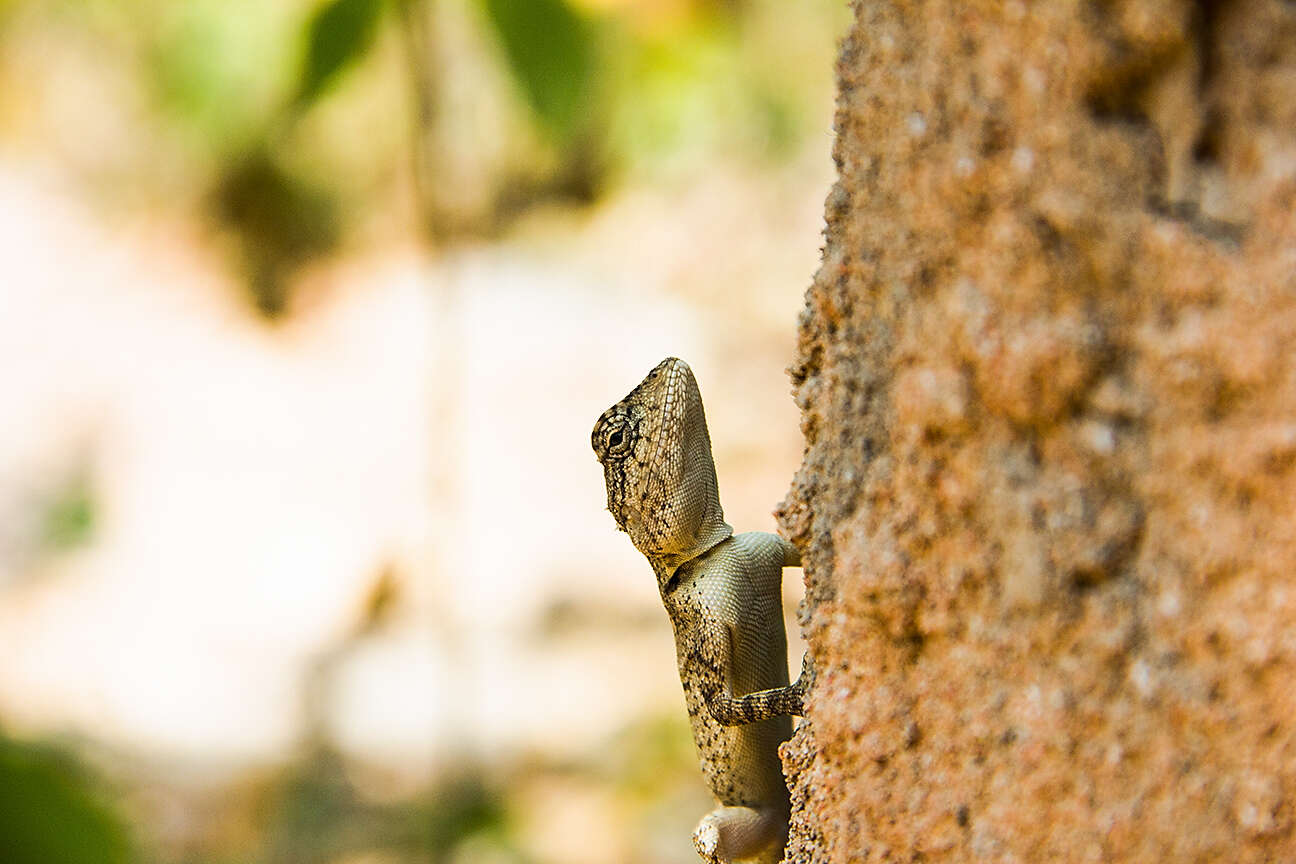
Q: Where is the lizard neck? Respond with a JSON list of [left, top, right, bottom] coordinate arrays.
[[650, 514, 733, 594]]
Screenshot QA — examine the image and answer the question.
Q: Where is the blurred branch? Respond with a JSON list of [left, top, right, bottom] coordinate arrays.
[[394, 0, 445, 244]]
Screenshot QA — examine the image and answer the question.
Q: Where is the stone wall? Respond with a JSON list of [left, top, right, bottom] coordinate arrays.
[[778, 2, 1296, 861]]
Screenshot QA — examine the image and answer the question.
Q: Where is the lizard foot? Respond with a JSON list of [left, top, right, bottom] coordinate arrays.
[[693, 818, 723, 864], [693, 805, 787, 863], [781, 652, 815, 717]]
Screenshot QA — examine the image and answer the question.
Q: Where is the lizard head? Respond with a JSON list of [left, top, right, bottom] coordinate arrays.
[[592, 357, 732, 575]]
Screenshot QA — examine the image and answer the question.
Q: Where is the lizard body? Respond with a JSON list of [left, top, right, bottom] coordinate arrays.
[[592, 357, 806, 864]]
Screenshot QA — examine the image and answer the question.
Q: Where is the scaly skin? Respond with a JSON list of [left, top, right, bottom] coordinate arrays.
[[592, 357, 807, 864]]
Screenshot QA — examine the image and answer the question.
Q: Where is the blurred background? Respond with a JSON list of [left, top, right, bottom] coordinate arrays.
[[0, 0, 845, 861]]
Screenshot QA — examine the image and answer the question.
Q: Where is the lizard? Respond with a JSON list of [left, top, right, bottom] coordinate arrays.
[[591, 356, 809, 864]]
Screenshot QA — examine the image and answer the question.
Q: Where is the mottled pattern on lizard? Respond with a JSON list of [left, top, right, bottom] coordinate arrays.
[[592, 357, 807, 864]]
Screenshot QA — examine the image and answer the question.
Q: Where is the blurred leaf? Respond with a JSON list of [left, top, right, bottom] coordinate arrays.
[[404, 772, 507, 858], [295, 0, 387, 109], [0, 736, 131, 864], [263, 749, 511, 864], [264, 749, 360, 864], [481, 0, 593, 141], [210, 149, 341, 318], [41, 475, 95, 552]]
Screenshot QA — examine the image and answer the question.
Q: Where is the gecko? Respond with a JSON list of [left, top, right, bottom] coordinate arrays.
[[591, 356, 809, 864]]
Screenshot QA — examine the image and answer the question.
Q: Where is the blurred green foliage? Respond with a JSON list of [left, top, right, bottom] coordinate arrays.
[[145, 0, 301, 158], [403, 772, 511, 860], [0, 740, 517, 864], [0, 734, 132, 864], [259, 748, 515, 864], [480, 0, 593, 143], [40, 473, 96, 552], [294, 0, 387, 110], [0, 723, 707, 864], [0, 0, 842, 316]]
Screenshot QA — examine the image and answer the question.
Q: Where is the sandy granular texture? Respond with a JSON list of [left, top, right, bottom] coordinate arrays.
[[777, 2, 1296, 862]]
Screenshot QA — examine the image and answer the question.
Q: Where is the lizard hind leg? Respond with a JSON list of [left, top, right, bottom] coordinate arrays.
[[692, 805, 788, 864]]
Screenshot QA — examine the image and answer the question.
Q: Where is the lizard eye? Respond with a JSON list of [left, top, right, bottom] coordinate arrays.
[[602, 417, 634, 458], [592, 412, 635, 461]]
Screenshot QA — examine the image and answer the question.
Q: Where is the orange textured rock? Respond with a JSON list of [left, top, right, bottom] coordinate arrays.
[[779, 2, 1296, 862]]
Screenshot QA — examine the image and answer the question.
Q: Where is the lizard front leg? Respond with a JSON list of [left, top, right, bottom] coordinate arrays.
[[697, 613, 808, 727], [692, 533, 811, 727]]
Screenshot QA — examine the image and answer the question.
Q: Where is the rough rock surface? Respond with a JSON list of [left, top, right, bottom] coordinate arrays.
[[777, 2, 1296, 861]]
